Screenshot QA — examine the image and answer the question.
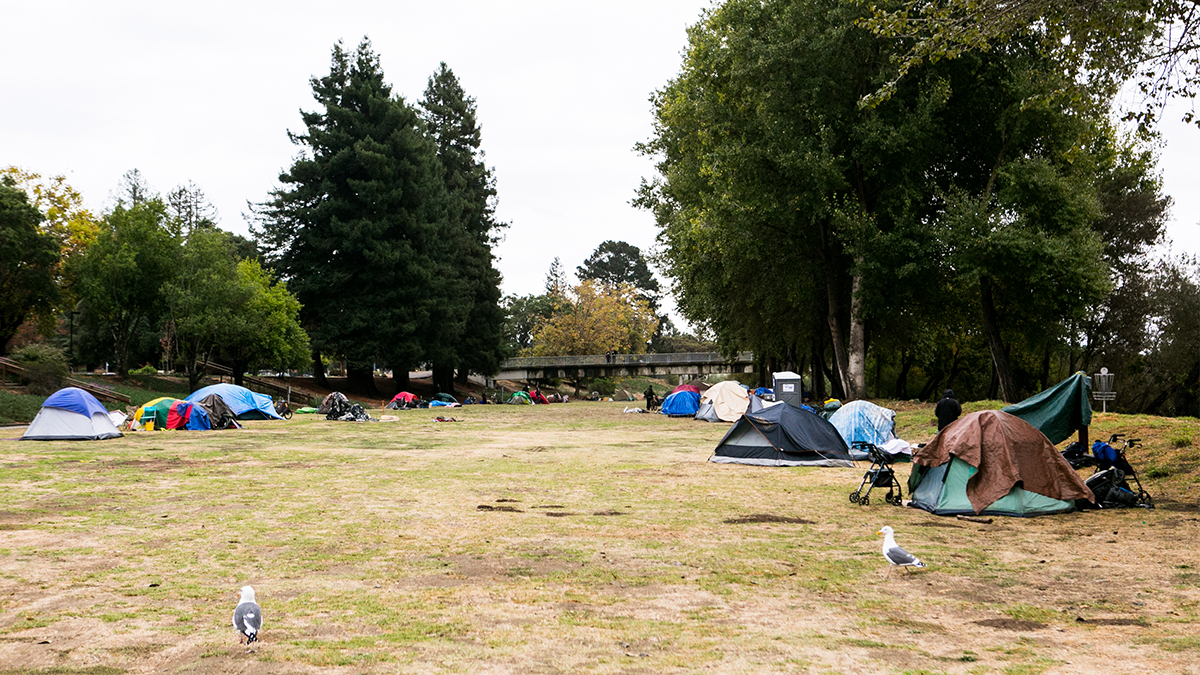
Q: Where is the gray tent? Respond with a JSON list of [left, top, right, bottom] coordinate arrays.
[[711, 402, 853, 467]]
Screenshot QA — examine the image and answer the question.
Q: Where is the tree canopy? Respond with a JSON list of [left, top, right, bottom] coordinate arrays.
[[639, 0, 1165, 402], [0, 177, 59, 355]]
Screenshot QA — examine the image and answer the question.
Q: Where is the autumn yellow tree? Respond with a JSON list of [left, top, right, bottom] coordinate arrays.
[[530, 280, 658, 356], [1, 167, 101, 275]]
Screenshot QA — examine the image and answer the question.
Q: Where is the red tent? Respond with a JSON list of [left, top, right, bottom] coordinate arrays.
[[530, 390, 550, 404], [391, 391, 417, 404], [672, 384, 701, 394]]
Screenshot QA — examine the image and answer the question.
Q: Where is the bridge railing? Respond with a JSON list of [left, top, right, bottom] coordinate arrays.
[[500, 351, 754, 369]]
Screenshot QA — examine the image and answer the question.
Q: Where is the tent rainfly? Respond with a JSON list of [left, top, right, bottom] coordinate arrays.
[[909, 410, 1094, 517], [185, 383, 283, 420], [1001, 373, 1092, 444], [21, 387, 122, 441], [710, 402, 853, 467], [695, 380, 750, 423], [660, 390, 701, 417], [828, 400, 905, 458]]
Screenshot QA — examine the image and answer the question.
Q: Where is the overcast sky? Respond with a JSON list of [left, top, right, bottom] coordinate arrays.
[[4, 0, 1198, 310]]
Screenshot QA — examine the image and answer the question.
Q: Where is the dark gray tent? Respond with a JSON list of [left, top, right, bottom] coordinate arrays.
[[710, 402, 854, 467], [197, 394, 239, 429]]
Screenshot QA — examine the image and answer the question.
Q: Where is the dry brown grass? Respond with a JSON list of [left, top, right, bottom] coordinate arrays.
[[0, 401, 1196, 674]]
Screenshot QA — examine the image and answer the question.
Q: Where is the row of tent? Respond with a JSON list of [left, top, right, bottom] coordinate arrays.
[[20, 383, 284, 441], [704, 373, 1099, 518], [664, 381, 910, 457]]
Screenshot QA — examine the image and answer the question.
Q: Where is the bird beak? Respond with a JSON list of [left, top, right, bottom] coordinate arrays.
[[876, 530, 883, 535]]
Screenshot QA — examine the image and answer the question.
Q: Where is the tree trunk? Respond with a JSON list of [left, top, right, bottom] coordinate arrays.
[[918, 374, 942, 402], [825, 340, 846, 400], [231, 360, 247, 387], [845, 273, 866, 400], [346, 363, 378, 397], [432, 365, 454, 395], [312, 351, 327, 388], [980, 276, 1019, 402], [811, 339, 826, 401], [895, 351, 913, 399], [456, 368, 469, 385], [1040, 346, 1052, 391], [391, 365, 410, 395]]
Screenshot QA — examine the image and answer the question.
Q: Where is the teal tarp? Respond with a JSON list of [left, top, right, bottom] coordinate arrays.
[[1001, 373, 1092, 444]]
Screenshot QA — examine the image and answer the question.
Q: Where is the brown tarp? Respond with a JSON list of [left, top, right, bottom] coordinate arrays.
[[197, 394, 238, 430], [914, 410, 1093, 513]]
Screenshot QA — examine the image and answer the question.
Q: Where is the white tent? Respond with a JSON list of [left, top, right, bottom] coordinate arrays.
[[695, 380, 751, 423], [21, 387, 123, 441]]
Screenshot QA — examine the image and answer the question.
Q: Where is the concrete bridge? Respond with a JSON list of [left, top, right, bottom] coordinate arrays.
[[494, 352, 755, 382]]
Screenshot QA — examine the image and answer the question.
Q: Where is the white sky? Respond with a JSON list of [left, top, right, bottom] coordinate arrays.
[[3, 0, 1198, 308]]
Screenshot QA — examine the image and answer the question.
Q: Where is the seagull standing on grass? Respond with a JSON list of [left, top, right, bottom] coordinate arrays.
[[232, 586, 263, 644], [877, 526, 927, 576]]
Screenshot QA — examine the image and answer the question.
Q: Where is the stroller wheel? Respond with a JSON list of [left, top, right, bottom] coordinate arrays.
[[860, 495, 869, 507], [849, 491, 860, 504]]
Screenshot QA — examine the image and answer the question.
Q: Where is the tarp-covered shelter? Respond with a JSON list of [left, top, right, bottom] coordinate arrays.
[[695, 380, 750, 423], [672, 383, 701, 395], [909, 410, 1093, 517], [710, 402, 854, 467], [434, 393, 458, 404], [166, 400, 211, 430], [507, 391, 532, 405], [391, 391, 417, 404], [21, 388, 123, 441], [319, 392, 349, 415], [1001, 373, 1092, 444], [197, 394, 239, 429], [130, 397, 178, 431], [186, 383, 283, 420], [829, 400, 897, 457], [660, 390, 701, 417]]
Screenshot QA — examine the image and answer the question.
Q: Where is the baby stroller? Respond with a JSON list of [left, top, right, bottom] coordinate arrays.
[[1085, 434, 1153, 509], [849, 442, 904, 507]]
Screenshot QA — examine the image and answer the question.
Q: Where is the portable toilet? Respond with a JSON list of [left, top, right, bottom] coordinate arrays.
[[772, 371, 804, 408]]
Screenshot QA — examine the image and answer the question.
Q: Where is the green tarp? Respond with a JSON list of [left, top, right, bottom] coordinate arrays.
[[1001, 373, 1092, 444]]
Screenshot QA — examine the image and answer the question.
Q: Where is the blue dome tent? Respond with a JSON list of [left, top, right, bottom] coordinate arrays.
[[660, 390, 701, 417], [21, 387, 123, 441]]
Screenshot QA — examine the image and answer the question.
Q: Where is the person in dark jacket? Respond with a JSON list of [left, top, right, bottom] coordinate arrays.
[[935, 389, 962, 430]]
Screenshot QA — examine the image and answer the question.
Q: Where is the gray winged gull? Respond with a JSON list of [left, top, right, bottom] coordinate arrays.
[[877, 526, 927, 575], [232, 585, 263, 644]]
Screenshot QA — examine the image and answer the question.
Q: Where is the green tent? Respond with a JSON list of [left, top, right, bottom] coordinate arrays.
[[909, 410, 1094, 517], [1001, 373, 1092, 444], [507, 391, 532, 405], [909, 458, 1077, 517]]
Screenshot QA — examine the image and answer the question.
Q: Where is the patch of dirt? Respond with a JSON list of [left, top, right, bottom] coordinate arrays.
[[1155, 500, 1197, 512], [530, 504, 565, 509], [1075, 617, 1150, 626], [915, 520, 965, 529], [495, 498, 521, 503], [593, 510, 627, 516], [477, 505, 522, 512], [973, 618, 1047, 630], [545, 512, 582, 517], [723, 514, 815, 525]]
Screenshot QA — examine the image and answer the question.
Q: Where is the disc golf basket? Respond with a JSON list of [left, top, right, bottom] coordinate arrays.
[[849, 442, 904, 507]]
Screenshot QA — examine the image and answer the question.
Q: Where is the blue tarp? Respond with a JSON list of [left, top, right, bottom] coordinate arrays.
[[754, 387, 773, 397], [42, 387, 109, 418], [828, 400, 896, 448], [186, 383, 283, 420], [660, 390, 701, 416]]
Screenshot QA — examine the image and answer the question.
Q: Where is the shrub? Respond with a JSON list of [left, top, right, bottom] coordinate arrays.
[[129, 364, 159, 375], [590, 378, 617, 396], [11, 343, 67, 396], [1169, 432, 1194, 449]]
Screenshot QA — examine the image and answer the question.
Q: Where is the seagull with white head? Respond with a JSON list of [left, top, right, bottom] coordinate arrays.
[[877, 526, 927, 576], [232, 585, 263, 644]]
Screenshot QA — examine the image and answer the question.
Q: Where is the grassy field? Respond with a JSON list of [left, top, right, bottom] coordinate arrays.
[[0, 401, 1197, 674]]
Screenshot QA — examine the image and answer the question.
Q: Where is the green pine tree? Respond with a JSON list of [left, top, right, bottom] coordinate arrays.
[[420, 62, 507, 392], [256, 38, 453, 396]]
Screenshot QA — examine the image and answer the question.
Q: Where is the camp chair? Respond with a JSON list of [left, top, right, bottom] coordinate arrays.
[[849, 442, 904, 507], [1088, 434, 1153, 508]]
